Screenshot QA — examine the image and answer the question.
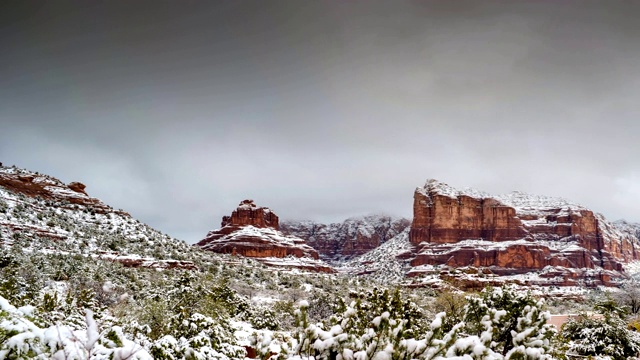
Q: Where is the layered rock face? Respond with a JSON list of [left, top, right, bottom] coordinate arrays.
[[598, 218, 640, 263], [197, 200, 331, 272], [281, 215, 411, 262], [408, 180, 639, 287], [221, 199, 279, 229], [0, 166, 126, 216], [410, 182, 526, 245]]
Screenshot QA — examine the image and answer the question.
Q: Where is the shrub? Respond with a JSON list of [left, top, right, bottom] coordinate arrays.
[[561, 298, 640, 360]]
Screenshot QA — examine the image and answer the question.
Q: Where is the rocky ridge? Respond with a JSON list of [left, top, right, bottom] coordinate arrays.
[[0, 167, 127, 216], [280, 215, 411, 263], [0, 165, 197, 270], [6, 162, 639, 288]]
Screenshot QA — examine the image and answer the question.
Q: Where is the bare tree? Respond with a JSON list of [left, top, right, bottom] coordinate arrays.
[[614, 280, 640, 315]]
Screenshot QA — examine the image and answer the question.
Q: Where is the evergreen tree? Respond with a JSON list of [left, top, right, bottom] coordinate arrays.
[[463, 286, 555, 358]]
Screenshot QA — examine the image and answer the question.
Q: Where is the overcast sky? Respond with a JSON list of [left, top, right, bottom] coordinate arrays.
[[1, 1, 639, 242]]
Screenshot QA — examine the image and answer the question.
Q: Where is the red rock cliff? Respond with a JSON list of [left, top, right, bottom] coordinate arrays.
[[410, 182, 526, 245], [0, 166, 127, 216], [408, 180, 638, 287], [221, 199, 279, 230]]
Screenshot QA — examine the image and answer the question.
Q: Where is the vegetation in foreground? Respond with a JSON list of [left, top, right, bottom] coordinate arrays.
[[1, 245, 640, 359], [2, 175, 640, 360]]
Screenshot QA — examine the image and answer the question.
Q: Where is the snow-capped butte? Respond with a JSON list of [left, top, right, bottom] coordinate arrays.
[[196, 200, 333, 273], [409, 179, 640, 287]]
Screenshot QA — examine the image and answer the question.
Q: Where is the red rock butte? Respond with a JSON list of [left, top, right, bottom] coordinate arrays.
[[196, 200, 333, 272], [408, 179, 639, 287]]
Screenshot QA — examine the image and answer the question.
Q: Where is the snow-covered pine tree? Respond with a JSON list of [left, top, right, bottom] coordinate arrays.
[[461, 286, 555, 360]]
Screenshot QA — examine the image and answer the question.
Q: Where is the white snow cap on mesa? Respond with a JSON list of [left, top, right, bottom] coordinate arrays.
[[418, 178, 587, 214], [418, 179, 490, 199], [236, 199, 272, 213], [237, 199, 258, 210], [496, 191, 586, 213]]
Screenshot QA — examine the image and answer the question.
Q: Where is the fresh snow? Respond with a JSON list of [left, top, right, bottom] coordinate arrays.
[[337, 228, 413, 283]]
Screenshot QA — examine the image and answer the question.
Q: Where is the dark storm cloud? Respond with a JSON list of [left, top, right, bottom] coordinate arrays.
[[1, 1, 639, 242]]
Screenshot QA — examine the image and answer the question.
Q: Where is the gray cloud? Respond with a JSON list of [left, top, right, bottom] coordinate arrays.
[[1, 1, 639, 242]]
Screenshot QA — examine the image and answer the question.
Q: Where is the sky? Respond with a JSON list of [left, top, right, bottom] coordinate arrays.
[[1, 1, 639, 243]]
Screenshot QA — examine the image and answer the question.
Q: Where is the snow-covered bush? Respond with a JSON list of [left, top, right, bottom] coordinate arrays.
[[293, 290, 459, 360], [0, 295, 151, 359], [335, 288, 429, 338], [292, 286, 560, 360], [561, 298, 640, 360], [462, 286, 555, 358], [149, 312, 245, 360], [243, 304, 280, 331], [305, 291, 339, 325], [429, 290, 467, 333], [248, 330, 293, 360]]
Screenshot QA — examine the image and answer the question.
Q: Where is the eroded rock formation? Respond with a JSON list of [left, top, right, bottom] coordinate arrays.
[[410, 183, 526, 245], [68, 182, 88, 195], [0, 166, 127, 215], [222, 199, 279, 229], [197, 200, 332, 272], [408, 180, 639, 287]]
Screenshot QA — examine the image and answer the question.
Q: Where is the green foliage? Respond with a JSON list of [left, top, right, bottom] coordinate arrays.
[[0, 265, 41, 307], [149, 312, 245, 360], [40, 293, 58, 312], [463, 286, 555, 357], [336, 288, 429, 339], [561, 298, 640, 360], [595, 294, 629, 320], [271, 300, 296, 330], [306, 290, 339, 324], [430, 290, 467, 333], [244, 304, 280, 331], [0, 249, 16, 269]]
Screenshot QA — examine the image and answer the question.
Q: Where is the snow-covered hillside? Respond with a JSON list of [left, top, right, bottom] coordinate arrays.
[[0, 164, 357, 359], [336, 227, 414, 283], [0, 165, 198, 267]]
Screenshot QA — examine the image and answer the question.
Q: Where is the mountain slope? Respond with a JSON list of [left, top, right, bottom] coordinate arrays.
[[0, 165, 359, 359], [0, 164, 198, 268], [336, 227, 413, 283]]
